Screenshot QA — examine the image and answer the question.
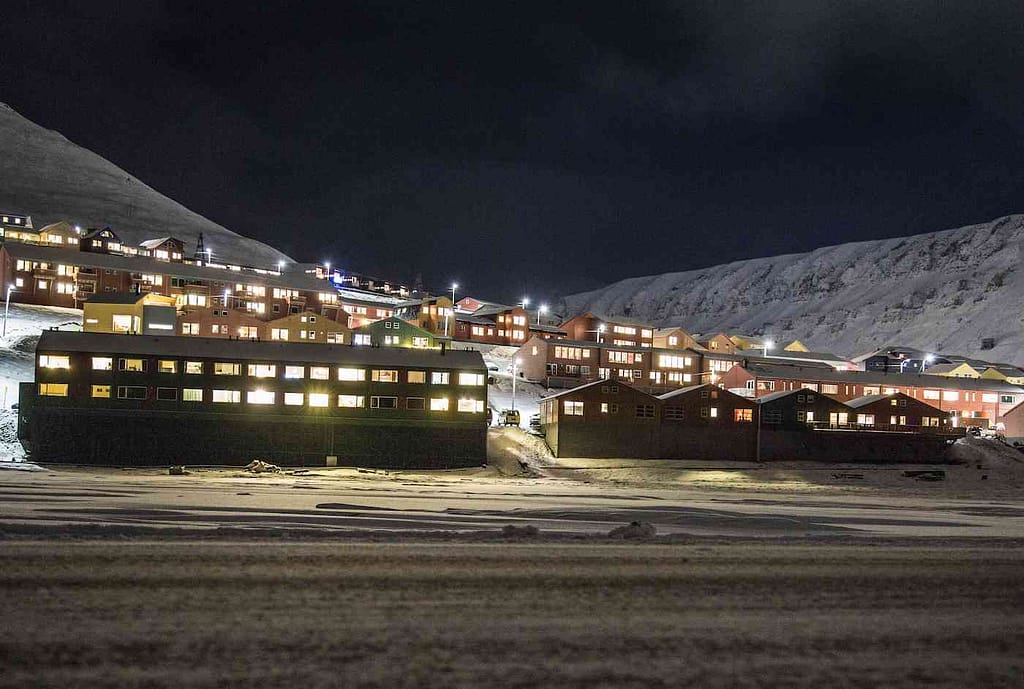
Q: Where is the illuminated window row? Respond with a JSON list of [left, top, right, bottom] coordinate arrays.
[[54, 355, 486, 386], [80, 384, 484, 412]]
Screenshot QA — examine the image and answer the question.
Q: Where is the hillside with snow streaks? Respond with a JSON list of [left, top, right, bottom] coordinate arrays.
[[0, 103, 291, 268], [563, 215, 1024, 363]]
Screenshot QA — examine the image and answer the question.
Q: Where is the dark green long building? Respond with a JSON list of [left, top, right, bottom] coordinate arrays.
[[20, 330, 487, 468]]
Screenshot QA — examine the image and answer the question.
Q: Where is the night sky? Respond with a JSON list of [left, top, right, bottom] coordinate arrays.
[[3, 1, 1024, 303]]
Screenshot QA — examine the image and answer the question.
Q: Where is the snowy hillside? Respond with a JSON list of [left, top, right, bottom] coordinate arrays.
[[562, 215, 1024, 363], [0, 103, 291, 268]]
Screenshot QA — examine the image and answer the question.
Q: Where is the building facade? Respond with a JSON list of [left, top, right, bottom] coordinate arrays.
[[22, 331, 488, 468]]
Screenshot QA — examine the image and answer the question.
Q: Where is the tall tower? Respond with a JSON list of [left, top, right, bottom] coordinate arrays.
[[194, 233, 206, 261]]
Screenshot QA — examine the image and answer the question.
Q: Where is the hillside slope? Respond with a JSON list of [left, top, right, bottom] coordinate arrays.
[[0, 103, 291, 267], [562, 215, 1023, 363]]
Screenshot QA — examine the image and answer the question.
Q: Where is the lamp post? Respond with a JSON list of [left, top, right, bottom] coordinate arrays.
[[3, 284, 14, 338], [763, 339, 773, 358], [205, 248, 212, 264], [598, 324, 605, 343], [512, 357, 521, 412], [277, 260, 285, 275], [445, 282, 458, 339], [223, 288, 231, 311], [537, 304, 547, 325]]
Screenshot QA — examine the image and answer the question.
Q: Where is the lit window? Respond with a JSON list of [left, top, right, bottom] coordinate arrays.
[[370, 396, 398, 409], [431, 371, 450, 385], [923, 389, 940, 400], [91, 384, 111, 398], [982, 393, 998, 403], [117, 386, 147, 400], [247, 364, 277, 378], [247, 390, 275, 405], [942, 391, 959, 402], [563, 401, 584, 416], [338, 394, 365, 408], [119, 358, 146, 372], [734, 409, 752, 422], [39, 383, 68, 397], [183, 389, 203, 402], [371, 369, 398, 383], [181, 323, 200, 335], [39, 354, 71, 369], [239, 326, 259, 339], [214, 362, 240, 375], [408, 370, 426, 384], [457, 399, 484, 413], [338, 367, 366, 381], [310, 367, 330, 380], [271, 328, 289, 341], [412, 337, 430, 348], [430, 398, 449, 411], [353, 333, 371, 346], [185, 361, 203, 374], [212, 389, 241, 403], [458, 372, 485, 386], [601, 402, 608, 413], [14, 278, 23, 288], [308, 393, 329, 407], [284, 365, 304, 379], [284, 392, 304, 406], [158, 360, 177, 374]]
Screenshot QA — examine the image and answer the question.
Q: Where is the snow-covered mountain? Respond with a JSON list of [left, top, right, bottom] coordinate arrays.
[[562, 215, 1024, 363], [0, 102, 291, 268]]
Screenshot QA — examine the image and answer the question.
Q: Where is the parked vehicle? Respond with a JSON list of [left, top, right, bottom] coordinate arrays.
[[498, 409, 521, 427]]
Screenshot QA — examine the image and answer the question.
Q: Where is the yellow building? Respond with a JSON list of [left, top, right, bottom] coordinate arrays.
[[979, 366, 1024, 385], [83, 292, 178, 335], [265, 310, 350, 344], [923, 362, 981, 379]]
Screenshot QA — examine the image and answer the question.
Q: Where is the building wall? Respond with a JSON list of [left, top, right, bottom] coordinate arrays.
[[26, 344, 488, 468], [759, 429, 954, 463], [848, 395, 949, 429]]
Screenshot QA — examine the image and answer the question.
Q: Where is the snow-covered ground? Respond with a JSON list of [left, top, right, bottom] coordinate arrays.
[[455, 342, 553, 427], [563, 214, 1024, 364], [0, 304, 81, 461], [0, 102, 292, 268]]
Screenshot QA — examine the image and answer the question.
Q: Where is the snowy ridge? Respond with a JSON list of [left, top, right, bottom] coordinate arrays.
[[562, 215, 1024, 363], [0, 103, 292, 268]]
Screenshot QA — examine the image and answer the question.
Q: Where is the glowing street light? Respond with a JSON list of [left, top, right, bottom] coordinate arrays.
[[223, 288, 231, 310], [277, 260, 285, 274], [597, 324, 606, 344], [537, 304, 547, 325], [763, 339, 774, 358], [444, 282, 458, 339], [520, 297, 529, 309]]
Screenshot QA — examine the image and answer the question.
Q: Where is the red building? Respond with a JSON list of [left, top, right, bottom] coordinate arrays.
[[719, 361, 1022, 428], [559, 312, 655, 348]]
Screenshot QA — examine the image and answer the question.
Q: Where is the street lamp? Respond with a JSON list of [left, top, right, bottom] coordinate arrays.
[[598, 324, 605, 343], [512, 357, 521, 412], [763, 339, 773, 358], [520, 297, 529, 309], [277, 260, 285, 274], [3, 284, 14, 337], [223, 288, 231, 310], [205, 248, 212, 264], [537, 304, 547, 325]]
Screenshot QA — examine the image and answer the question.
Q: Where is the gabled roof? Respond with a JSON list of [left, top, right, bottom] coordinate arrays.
[[455, 313, 497, 326], [139, 236, 184, 249], [844, 391, 932, 408], [83, 292, 171, 305], [741, 361, 1023, 393], [37, 330, 483, 368], [655, 382, 747, 402], [528, 323, 567, 335], [923, 362, 978, 375], [563, 311, 656, 328], [539, 378, 659, 403], [739, 348, 850, 365]]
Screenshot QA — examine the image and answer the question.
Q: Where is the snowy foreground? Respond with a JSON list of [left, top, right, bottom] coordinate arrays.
[[1, 541, 1020, 689]]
